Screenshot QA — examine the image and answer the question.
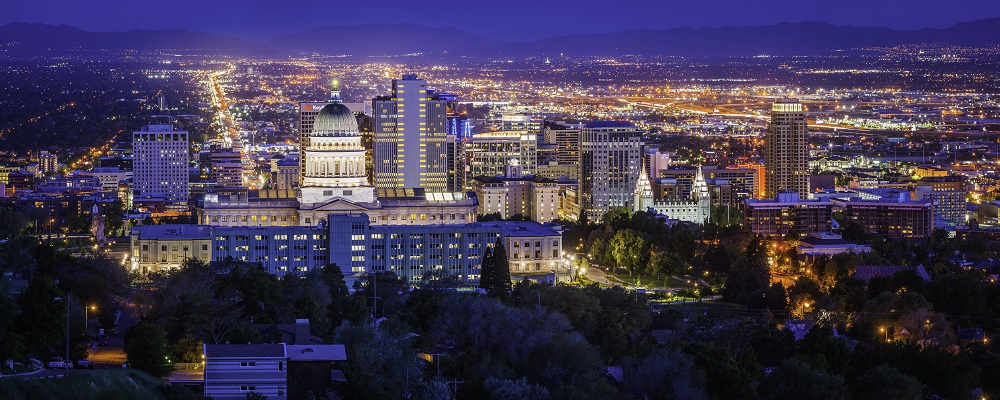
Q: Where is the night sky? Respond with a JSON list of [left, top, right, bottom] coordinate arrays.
[[2, 0, 999, 41]]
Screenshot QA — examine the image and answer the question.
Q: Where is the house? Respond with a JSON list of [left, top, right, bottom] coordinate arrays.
[[203, 344, 288, 400], [204, 342, 348, 400]]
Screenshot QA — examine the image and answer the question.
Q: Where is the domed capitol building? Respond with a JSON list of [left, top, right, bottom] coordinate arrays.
[[198, 82, 478, 228]]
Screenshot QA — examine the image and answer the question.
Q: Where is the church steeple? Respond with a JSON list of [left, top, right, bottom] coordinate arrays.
[[633, 159, 653, 212]]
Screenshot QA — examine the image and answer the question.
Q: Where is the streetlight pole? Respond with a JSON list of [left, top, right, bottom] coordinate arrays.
[[55, 296, 69, 371], [85, 305, 95, 336]]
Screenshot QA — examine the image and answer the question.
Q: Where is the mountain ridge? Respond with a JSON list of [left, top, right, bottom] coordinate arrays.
[[2, 19, 999, 56]]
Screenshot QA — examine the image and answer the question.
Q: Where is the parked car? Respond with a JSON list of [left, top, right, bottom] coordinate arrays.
[[110, 325, 120, 336], [47, 357, 69, 369], [98, 335, 110, 346], [75, 359, 93, 369]]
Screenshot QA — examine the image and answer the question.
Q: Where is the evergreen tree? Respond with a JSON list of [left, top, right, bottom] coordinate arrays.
[[492, 237, 512, 297], [480, 246, 495, 291], [479, 238, 511, 298]]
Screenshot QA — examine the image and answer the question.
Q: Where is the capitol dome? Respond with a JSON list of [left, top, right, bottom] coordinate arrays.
[[312, 79, 358, 134], [313, 102, 358, 134]]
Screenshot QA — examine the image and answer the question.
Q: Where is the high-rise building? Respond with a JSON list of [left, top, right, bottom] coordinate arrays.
[[501, 114, 542, 133], [132, 124, 189, 210], [543, 125, 581, 167], [38, 151, 59, 176], [579, 121, 643, 219], [466, 131, 537, 178], [447, 115, 472, 139], [765, 98, 809, 200], [299, 83, 374, 205], [372, 74, 448, 191], [446, 134, 467, 192]]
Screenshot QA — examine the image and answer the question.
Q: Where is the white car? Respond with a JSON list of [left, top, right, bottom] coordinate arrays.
[[47, 357, 69, 369]]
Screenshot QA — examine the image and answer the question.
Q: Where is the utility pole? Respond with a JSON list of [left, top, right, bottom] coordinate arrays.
[[429, 353, 445, 377], [371, 273, 380, 329], [65, 297, 70, 371], [452, 378, 465, 398]]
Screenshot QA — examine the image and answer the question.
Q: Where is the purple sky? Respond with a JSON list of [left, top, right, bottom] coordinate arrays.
[[2, 0, 999, 41]]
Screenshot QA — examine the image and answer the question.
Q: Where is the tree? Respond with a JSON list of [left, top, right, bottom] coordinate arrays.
[[0, 292, 25, 362], [16, 276, 65, 358], [722, 238, 770, 307], [333, 322, 414, 400], [484, 378, 550, 400], [124, 321, 174, 378], [321, 265, 367, 329], [417, 378, 454, 400], [680, 342, 754, 400], [648, 244, 685, 276], [853, 364, 924, 400], [523, 333, 615, 400], [758, 359, 851, 400], [623, 347, 710, 400], [172, 336, 203, 363], [610, 229, 648, 276], [246, 391, 268, 400], [480, 238, 511, 298]]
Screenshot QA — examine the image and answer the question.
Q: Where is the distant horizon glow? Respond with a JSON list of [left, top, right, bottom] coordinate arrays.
[[2, 0, 999, 41]]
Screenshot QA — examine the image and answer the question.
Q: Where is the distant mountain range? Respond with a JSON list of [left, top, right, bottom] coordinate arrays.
[[2, 19, 1000, 57], [0, 22, 257, 52]]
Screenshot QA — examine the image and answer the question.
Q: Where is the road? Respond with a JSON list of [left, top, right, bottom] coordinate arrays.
[[89, 306, 136, 369], [585, 267, 612, 285]]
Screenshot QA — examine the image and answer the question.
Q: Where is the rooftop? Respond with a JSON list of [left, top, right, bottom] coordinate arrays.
[[585, 120, 635, 129], [204, 344, 286, 358], [132, 224, 212, 240], [286, 345, 347, 362], [476, 221, 562, 237]]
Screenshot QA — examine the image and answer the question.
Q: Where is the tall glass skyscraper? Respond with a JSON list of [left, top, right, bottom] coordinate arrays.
[[372, 74, 448, 191], [765, 98, 809, 200]]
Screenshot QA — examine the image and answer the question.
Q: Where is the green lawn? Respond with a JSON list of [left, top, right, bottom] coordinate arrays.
[[603, 269, 695, 289], [0, 369, 183, 400], [1, 362, 40, 375]]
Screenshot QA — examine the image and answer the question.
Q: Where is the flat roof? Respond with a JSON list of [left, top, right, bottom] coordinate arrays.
[[476, 221, 561, 237], [132, 224, 212, 240]]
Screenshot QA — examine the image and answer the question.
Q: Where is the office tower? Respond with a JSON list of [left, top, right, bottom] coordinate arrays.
[[299, 83, 374, 205], [501, 114, 542, 133], [132, 124, 189, 210], [38, 151, 59, 176], [447, 115, 472, 139], [543, 125, 581, 167], [372, 74, 448, 191], [466, 131, 537, 178], [765, 98, 809, 200], [446, 134, 467, 192], [579, 121, 643, 219]]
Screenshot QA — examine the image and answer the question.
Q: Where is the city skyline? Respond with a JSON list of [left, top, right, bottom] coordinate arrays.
[[1, 0, 999, 41]]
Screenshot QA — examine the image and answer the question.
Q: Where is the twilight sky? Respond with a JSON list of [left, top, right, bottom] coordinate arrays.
[[2, 0, 999, 41]]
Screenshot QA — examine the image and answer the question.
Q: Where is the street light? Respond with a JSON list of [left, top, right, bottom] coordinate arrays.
[[85, 305, 96, 335], [880, 327, 888, 342]]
